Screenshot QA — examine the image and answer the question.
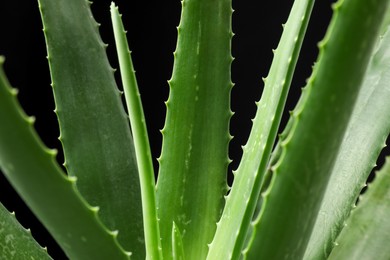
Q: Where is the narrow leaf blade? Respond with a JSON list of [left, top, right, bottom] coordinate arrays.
[[207, 0, 315, 258], [172, 222, 185, 260], [110, 4, 162, 259]]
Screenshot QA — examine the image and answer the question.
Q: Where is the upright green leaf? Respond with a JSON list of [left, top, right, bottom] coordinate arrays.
[[172, 222, 185, 260], [246, 0, 389, 258], [156, 0, 233, 258], [207, 0, 314, 259], [0, 57, 130, 259], [304, 20, 390, 260], [328, 157, 390, 260], [0, 202, 51, 259], [38, 0, 144, 257], [110, 4, 162, 259]]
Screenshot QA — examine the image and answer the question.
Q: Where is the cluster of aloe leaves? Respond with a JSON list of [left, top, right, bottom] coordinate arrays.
[[1, 0, 390, 259]]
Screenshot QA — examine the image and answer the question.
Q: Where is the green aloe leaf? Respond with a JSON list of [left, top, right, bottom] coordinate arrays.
[[156, 0, 233, 258], [0, 202, 51, 259], [246, 0, 389, 259], [0, 56, 130, 259], [208, 0, 314, 259], [38, 0, 143, 257], [328, 157, 390, 259], [304, 19, 390, 260], [172, 222, 185, 260], [110, 4, 162, 259]]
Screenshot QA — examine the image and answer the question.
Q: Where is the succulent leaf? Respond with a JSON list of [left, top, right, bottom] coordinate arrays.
[[0, 57, 130, 259], [304, 17, 390, 260], [246, 0, 390, 258], [110, 4, 162, 259], [156, 0, 233, 258], [37, 0, 144, 256], [207, 0, 315, 258]]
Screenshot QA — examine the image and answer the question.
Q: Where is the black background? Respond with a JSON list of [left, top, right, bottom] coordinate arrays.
[[2, 0, 384, 259]]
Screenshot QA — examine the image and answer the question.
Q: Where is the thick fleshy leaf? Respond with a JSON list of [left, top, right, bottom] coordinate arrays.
[[38, 0, 144, 256], [208, 0, 315, 258], [304, 20, 390, 260], [156, 0, 233, 258], [0, 56, 130, 259], [246, 0, 389, 258]]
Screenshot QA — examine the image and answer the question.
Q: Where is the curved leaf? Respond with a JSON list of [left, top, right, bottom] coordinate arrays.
[[0, 56, 130, 259]]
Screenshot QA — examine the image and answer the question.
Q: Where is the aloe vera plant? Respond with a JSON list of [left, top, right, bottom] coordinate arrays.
[[1, 0, 390, 259]]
